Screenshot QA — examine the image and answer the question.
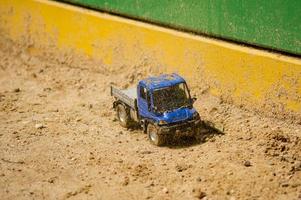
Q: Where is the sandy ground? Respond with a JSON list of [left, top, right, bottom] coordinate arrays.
[[0, 39, 301, 200]]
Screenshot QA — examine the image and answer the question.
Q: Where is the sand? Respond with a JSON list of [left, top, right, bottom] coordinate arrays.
[[0, 38, 300, 200]]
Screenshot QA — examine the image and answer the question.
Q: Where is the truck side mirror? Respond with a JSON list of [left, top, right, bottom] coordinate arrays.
[[192, 97, 197, 104]]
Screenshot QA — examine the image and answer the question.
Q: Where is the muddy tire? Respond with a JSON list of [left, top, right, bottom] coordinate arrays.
[[194, 127, 202, 142], [116, 104, 131, 128], [147, 124, 165, 146]]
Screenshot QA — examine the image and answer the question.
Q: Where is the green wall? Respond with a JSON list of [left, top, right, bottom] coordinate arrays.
[[63, 0, 301, 55]]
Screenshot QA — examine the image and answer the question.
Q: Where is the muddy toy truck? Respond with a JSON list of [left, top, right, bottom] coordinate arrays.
[[111, 73, 201, 146]]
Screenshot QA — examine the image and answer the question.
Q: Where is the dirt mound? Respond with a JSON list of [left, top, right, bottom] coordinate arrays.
[[265, 130, 301, 166]]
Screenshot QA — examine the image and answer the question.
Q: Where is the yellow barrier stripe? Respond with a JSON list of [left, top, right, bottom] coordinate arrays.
[[0, 0, 300, 116]]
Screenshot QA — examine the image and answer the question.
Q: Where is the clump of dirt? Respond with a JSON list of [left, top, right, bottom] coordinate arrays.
[[264, 130, 301, 164]]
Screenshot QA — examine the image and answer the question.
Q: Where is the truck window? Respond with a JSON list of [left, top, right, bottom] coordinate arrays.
[[147, 91, 151, 108], [140, 86, 147, 100], [153, 83, 190, 113], [179, 82, 190, 98]]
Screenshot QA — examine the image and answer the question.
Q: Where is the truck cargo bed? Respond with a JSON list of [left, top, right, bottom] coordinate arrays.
[[111, 86, 137, 109]]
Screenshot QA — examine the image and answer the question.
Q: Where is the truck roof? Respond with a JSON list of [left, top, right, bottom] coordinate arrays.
[[140, 73, 185, 90]]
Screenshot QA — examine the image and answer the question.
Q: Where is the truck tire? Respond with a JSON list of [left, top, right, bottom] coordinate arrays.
[[147, 124, 165, 146], [116, 104, 131, 128], [194, 127, 202, 142]]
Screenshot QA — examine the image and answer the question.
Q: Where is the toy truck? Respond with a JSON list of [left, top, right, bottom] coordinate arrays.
[[110, 73, 201, 146]]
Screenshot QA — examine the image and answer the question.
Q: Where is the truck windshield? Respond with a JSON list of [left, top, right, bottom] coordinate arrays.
[[153, 83, 190, 113]]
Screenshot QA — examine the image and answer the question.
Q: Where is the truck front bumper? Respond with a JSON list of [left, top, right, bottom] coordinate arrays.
[[158, 119, 201, 137]]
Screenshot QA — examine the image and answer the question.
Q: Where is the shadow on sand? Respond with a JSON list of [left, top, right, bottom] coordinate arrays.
[[125, 119, 224, 148]]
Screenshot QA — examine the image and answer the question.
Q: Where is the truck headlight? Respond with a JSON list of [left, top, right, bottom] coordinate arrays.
[[193, 112, 200, 120], [158, 120, 167, 125]]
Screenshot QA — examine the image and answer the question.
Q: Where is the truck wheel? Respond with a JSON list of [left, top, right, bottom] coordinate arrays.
[[147, 124, 165, 146], [116, 104, 131, 128], [194, 127, 202, 142]]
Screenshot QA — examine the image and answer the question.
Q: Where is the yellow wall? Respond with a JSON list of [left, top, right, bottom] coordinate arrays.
[[0, 0, 300, 118]]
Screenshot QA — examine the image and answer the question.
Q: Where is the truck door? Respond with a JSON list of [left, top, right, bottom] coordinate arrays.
[[138, 85, 151, 118]]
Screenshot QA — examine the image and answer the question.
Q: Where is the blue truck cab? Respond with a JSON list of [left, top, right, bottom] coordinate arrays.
[[111, 73, 201, 146]]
